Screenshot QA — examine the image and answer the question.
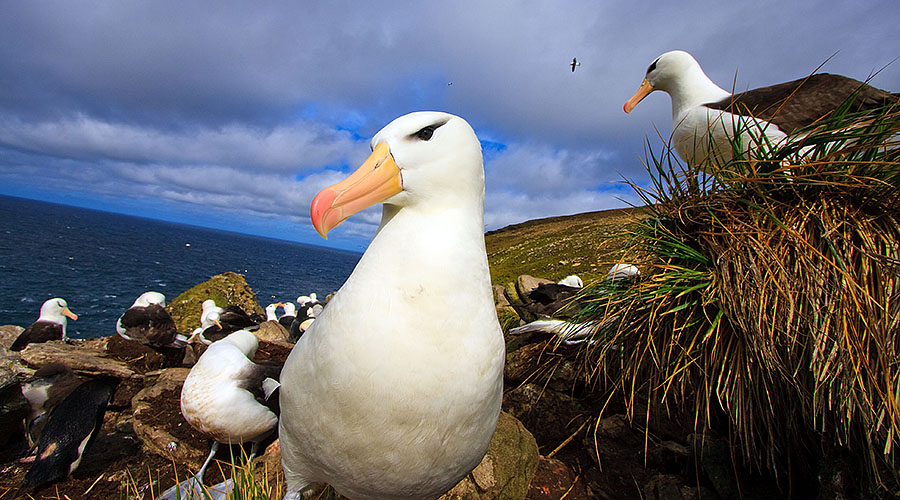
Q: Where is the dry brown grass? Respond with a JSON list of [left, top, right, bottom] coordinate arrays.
[[572, 102, 900, 496]]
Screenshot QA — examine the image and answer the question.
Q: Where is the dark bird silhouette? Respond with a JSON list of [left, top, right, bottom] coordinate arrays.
[[19, 376, 118, 493], [20, 363, 81, 448], [570, 57, 581, 72]]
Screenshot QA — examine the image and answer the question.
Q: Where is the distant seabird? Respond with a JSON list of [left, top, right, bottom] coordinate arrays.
[[279, 111, 505, 499], [557, 275, 584, 288], [624, 50, 899, 166], [296, 293, 318, 307], [570, 57, 581, 72], [19, 377, 117, 493], [278, 302, 297, 331], [264, 303, 281, 322], [116, 291, 181, 347], [170, 330, 279, 497], [192, 300, 259, 345], [289, 295, 323, 341], [11, 298, 78, 351], [510, 263, 642, 344], [607, 263, 640, 282]]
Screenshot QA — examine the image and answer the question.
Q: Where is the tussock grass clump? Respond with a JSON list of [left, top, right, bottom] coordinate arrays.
[[576, 102, 900, 495]]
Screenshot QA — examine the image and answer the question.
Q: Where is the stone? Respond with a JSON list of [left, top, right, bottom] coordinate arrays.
[[493, 285, 511, 308], [254, 338, 293, 365], [642, 474, 690, 500], [106, 333, 184, 372], [588, 414, 644, 466], [132, 367, 209, 469], [504, 282, 524, 306], [647, 440, 691, 473], [504, 341, 578, 392], [440, 411, 539, 500], [695, 434, 739, 500], [525, 456, 588, 500], [515, 275, 553, 303], [17, 338, 139, 379], [255, 320, 290, 342], [166, 272, 265, 334], [503, 383, 584, 446], [0, 325, 24, 352]]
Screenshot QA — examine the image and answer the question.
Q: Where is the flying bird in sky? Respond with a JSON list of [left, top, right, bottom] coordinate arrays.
[[570, 57, 581, 72]]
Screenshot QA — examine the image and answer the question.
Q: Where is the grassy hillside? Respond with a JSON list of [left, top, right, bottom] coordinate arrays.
[[484, 207, 643, 286]]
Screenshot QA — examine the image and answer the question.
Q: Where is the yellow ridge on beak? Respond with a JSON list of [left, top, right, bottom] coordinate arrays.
[[624, 78, 654, 114], [63, 308, 78, 321], [310, 142, 403, 239]]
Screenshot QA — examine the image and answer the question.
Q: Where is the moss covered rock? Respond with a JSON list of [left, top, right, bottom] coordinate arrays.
[[167, 272, 264, 334], [440, 411, 539, 500]]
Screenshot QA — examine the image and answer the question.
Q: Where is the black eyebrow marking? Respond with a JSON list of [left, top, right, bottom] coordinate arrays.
[[409, 119, 449, 141]]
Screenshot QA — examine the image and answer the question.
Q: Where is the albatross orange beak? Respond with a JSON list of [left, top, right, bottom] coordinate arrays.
[[624, 78, 655, 114], [63, 308, 78, 321], [310, 142, 402, 239]]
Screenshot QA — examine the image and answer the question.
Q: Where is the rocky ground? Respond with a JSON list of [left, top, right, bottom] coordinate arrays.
[[0, 208, 807, 500], [0, 275, 755, 500]]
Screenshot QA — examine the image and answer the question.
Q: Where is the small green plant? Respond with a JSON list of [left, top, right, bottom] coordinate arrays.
[[119, 446, 277, 500]]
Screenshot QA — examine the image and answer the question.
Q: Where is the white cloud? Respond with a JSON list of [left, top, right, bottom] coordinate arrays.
[[0, 0, 896, 248], [0, 115, 359, 173]]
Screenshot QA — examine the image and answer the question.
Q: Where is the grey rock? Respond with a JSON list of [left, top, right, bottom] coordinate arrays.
[[17, 338, 139, 379], [255, 320, 289, 342], [515, 275, 553, 304]]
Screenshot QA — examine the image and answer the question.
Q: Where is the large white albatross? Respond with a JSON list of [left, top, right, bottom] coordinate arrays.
[[624, 50, 899, 167], [279, 111, 505, 500]]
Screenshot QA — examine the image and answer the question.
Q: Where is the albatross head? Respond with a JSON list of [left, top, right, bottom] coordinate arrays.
[[39, 298, 78, 323], [311, 111, 483, 238], [133, 291, 166, 308], [624, 50, 717, 113]]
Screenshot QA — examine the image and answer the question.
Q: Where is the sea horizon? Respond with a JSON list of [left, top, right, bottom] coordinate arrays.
[[0, 194, 361, 338]]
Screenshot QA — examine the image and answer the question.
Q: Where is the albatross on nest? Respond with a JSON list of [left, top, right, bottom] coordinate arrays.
[[624, 50, 899, 167], [191, 300, 259, 345], [279, 111, 505, 500], [11, 298, 78, 351], [116, 291, 183, 347]]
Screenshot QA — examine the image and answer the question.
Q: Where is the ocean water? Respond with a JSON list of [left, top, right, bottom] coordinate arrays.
[[0, 195, 361, 338]]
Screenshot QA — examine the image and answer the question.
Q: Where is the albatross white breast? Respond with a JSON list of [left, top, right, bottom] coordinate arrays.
[[279, 111, 505, 500], [624, 50, 899, 167]]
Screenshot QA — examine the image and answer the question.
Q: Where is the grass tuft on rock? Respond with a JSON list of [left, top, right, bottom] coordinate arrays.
[[574, 101, 900, 496]]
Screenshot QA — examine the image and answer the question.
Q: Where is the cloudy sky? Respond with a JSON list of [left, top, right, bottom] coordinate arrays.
[[0, 2, 896, 251]]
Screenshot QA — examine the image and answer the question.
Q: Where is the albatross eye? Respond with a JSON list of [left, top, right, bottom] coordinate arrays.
[[646, 59, 659, 75], [414, 125, 437, 141]]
